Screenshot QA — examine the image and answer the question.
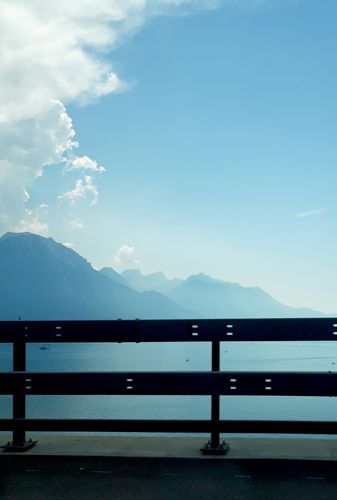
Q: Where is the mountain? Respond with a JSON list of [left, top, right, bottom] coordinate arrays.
[[99, 267, 129, 287], [164, 273, 324, 318], [0, 232, 326, 320], [121, 269, 183, 294], [117, 268, 324, 318], [0, 232, 192, 320]]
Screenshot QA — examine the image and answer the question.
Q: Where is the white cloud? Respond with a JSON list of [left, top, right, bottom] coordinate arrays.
[[0, 2, 125, 124], [23, 189, 30, 202], [0, 0, 286, 233], [13, 209, 49, 235], [113, 244, 140, 269], [65, 156, 106, 174], [68, 217, 87, 229], [0, 100, 78, 228], [0, 0, 219, 125], [63, 241, 76, 250], [58, 175, 99, 206], [295, 208, 325, 219], [1, 1, 216, 231]]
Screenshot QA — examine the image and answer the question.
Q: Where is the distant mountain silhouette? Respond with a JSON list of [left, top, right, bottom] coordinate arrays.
[[99, 267, 129, 287], [0, 232, 326, 320], [164, 273, 324, 318], [121, 269, 183, 294], [0, 232, 191, 320], [118, 269, 325, 318]]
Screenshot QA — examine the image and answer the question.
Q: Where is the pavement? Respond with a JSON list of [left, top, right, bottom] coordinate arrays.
[[2, 434, 337, 460], [2, 435, 337, 499]]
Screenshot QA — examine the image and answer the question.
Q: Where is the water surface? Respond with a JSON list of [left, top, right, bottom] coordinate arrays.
[[1, 341, 337, 427]]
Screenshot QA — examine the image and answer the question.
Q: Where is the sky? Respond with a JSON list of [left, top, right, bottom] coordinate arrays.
[[1, 0, 337, 313]]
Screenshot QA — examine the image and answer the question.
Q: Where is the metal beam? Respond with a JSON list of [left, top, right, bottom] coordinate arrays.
[[2, 419, 337, 435], [1, 318, 337, 343], [1, 371, 336, 396]]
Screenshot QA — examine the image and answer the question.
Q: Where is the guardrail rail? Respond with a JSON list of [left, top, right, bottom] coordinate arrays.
[[1, 318, 337, 454]]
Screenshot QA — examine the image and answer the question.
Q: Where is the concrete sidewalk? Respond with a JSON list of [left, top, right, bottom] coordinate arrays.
[[2, 434, 337, 460]]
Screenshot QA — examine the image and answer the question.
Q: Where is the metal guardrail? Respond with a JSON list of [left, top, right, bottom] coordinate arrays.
[[1, 318, 337, 454]]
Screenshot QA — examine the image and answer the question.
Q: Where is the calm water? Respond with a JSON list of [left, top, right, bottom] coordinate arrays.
[[2, 342, 337, 426]]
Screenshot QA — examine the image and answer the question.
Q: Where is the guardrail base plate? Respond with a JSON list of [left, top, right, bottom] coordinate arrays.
[[201, 440, 229, 455], [1, 439, 38, 452]]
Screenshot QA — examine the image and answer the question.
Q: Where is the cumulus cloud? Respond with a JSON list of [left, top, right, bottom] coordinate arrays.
[[0, 100, 77, 226], [0, 0, 220, 126], [0, 0, 222, 232], [68, 217, 87, 229], [58, 175, 99, 206], [0, 2, 125, 124], [113, 244, 140, 269], [1, 0, 287, 233], [65, 156, 106, 174], [13, 209, 49, 235]]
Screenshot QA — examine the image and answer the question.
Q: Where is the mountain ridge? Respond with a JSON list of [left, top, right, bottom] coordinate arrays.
[[0, 231, 327, 320], [0, 232, 192, 320], [102, 268, 326, 318]]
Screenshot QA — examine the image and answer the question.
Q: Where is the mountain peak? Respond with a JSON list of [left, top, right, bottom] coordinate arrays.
[[0, 232, 326, 319], [186, 273, 231, 286], [0, 232, 191, 320], [121, 268, 182, 293], [122, 269, 167, 279], [0, 231, 93, 272], [0, 231, 41, 242], [99, 267, 129, 287]]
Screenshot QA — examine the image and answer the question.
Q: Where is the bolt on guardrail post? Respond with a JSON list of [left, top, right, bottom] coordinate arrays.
[[1, 340, 37, 452], [201, 340, 229, 455]]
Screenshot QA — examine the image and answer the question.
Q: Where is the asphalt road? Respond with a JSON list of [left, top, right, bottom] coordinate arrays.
[[2, 456, 337, 500]]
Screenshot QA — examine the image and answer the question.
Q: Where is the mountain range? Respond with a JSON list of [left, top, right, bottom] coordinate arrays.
[[0, 232, 325, 320], [0, 232, 190, 320]]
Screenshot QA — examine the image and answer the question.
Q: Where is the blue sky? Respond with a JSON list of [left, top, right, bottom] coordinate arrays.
[[1, 0, 337, 312]]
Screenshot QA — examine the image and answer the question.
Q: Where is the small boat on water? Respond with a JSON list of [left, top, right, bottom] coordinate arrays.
[[39, 345, 50, 351]]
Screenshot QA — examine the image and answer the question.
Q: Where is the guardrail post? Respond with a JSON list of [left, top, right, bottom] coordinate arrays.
[[1, 340, 37, 452], [201, 340, 229, 455]]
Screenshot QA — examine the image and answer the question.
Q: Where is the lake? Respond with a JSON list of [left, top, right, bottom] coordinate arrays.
[[1, 341, 337, 430]]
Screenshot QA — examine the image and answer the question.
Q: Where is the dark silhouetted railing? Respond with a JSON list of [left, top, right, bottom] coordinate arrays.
[[1, 318, 337, 454]]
